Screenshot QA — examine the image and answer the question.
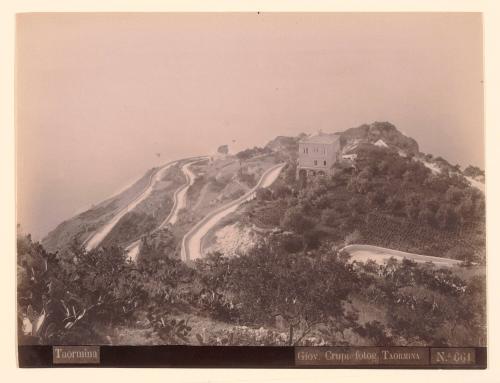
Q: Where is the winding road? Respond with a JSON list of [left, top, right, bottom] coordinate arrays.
[[125, 158, 207, 260], [341, 244, 463, 267], [181, 162, 286, 262], [83, 156, 207, 254], [83, 160, 180, 252], [159, 160, 203, 228]]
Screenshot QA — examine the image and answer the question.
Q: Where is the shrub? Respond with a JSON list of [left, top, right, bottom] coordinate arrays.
[[256, 188, 272, 201], [280, 233, 303, 253], [273, 184, 292, 199], [303, 229, 326, 250], [281, 206, 314, 233], [216, 245, 360, 345]]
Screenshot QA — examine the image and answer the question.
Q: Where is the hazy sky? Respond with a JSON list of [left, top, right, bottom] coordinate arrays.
[[16, 13, 484, 239]]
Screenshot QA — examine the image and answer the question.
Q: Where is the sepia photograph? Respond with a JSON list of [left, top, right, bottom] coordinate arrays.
[[15, 12, 486, 368]]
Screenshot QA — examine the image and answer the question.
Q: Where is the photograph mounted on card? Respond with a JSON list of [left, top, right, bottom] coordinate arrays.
[[16, 12, 485, 368]]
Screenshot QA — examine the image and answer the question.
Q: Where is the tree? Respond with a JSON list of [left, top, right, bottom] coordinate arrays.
[[303, 228, 326, 250], [237, 167, 257, 187], [463, 165, 485, 178], [418, 206, 435, 225], [219, 245, 359, 345], [355, 320, 392, 346], [321, 208, 337, 226], [17, 234, 141, 344], [279, 233, 303, 253], [17, 231, 194, 345], [137, 227, 177, 264], [436, 204, 460, 230], [319, 310, 361, 345], [273, 184, 292, 199], [404, 192, 421, 221], [387, 196, 405, 216], [280, 206, 314, 233], [387, 286, 452, 346], [445, 186, 464, 204], [217, 145, 229, 155], [367, 190, 386, 208], [348, 168, 372, 193], [347, 195, 366, 216], [195, 253, 239, 322]]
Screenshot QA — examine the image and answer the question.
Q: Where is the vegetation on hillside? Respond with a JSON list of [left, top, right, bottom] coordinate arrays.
[[21, 123, 486, 348], [339, 121, 419, 154], [18, 232, 485, 347], [245, 144, 485, 263]]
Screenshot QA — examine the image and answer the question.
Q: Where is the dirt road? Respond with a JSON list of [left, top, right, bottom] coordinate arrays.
[[181, 162, 286, 262]]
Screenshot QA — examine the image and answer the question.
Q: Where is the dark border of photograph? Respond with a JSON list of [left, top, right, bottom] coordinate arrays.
[[18, 346, 486, 369]]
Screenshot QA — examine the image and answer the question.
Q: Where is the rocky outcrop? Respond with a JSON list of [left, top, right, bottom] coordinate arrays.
[[339, 122, 420, 154]]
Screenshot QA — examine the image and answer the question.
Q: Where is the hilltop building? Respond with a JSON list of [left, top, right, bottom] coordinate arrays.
[[297, 133, 341, 177]]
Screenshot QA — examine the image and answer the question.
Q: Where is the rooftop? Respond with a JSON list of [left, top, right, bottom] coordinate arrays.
[[299, 133, 340, 145]]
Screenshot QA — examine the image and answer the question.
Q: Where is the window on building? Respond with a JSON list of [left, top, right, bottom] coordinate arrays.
[[314, 160, 317, 166], [324, 160, 327, 166]]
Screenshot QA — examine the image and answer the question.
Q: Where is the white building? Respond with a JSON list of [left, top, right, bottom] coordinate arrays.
[[297, 134, 341, 177]]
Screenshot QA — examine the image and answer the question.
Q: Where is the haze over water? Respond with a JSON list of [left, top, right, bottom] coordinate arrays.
[[16, 13, 484, 240]]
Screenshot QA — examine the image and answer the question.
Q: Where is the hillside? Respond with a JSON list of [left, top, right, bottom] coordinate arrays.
[[42, 167, 157, 252], [339, 121, 419, 154], [42, 121, 485, 263], [19, 121, 486, 348], [206, 122, 486, 264], [42, 150, 283, 257]]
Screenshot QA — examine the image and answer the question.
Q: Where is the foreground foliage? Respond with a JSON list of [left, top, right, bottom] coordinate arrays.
[[18, 231, 486, 347]]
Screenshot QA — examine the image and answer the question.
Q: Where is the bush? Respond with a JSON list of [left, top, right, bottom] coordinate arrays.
[[280, 233, 303, 253], [237, 167, 257, 187], [209, 175, 230, 192], [321, 209, 337, 226], [355, 320, 392, 346], [210, 245, 359, 345], [281, 206, 314, 233], [17, 232, 194, 345], [303, 229, 326, 250], [463, 165, 484, 178], [273, 184, 292, 199], [256, 188, 273, 201]]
